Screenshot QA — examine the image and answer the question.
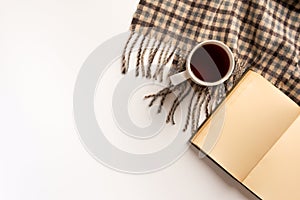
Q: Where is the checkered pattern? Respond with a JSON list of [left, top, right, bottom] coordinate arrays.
[[130, 0, 300, 104]]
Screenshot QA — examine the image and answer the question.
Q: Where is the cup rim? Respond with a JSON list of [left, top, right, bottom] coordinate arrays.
[[186, 40, 235, 87]]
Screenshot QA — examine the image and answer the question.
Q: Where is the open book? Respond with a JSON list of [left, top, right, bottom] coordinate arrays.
[[191, 70, 300, 200]]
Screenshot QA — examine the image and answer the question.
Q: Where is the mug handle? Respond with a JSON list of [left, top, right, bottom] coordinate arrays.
[[170, 70, 190, 85]]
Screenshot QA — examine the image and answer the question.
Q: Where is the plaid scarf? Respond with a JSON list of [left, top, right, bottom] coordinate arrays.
[[121, 0, 300, 133]]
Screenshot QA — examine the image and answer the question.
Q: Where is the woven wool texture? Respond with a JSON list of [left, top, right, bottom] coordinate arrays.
[[122, 0, 300, 132]]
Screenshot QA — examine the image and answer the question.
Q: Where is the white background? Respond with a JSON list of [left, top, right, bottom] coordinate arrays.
[[0, 0, 257, 199]]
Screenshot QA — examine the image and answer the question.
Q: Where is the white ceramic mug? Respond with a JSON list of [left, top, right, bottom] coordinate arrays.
[[170, 40, 235, 87]]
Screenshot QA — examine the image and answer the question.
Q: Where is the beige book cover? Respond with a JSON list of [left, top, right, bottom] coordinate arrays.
[[191, 70, 300, 200]]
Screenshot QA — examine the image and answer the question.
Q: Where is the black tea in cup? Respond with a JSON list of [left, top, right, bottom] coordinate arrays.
[[190, 44, 231, 83]]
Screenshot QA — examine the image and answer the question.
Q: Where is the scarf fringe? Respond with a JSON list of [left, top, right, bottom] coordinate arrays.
[[122, 30, 250, 134]]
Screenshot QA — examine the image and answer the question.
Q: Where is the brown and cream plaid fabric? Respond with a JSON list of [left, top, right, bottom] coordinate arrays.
[[122, 0, 300, 132]]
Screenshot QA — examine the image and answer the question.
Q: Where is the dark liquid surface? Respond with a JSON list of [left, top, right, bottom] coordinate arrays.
[[190, 44, 230, 83]]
